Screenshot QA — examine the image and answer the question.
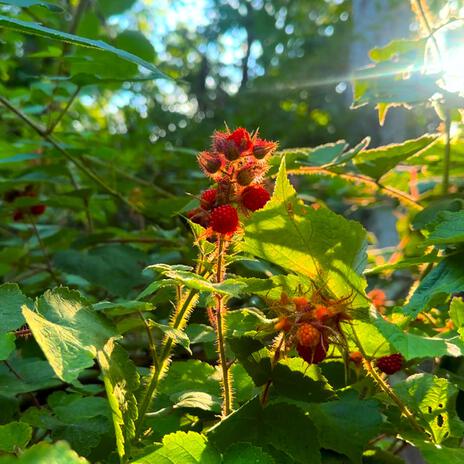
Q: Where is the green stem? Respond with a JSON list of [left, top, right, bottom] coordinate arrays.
[[351, 326, 426, 436], [442, 109, 451, 195], [134, 288, 199, 439], [46, 86, 81, 135], [215, 237, 233, 417]]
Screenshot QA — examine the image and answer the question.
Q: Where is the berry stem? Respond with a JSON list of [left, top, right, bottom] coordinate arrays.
[[351, 327, 426, 436], [215, 236, 233, 417]]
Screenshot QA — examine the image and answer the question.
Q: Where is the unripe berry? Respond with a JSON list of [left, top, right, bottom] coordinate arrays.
[[200, 188, 217, 210], [292, 296, 310, 312], [236, 166, 256, 186], [252, 138, 277, 159], [368, 289, 387, 310], [210, 204, 239, 235], [376, 353, 404, 375], [349, 351, 363, 365], [240, 185, 271, 212], [296, 323, 321, 347], [314, 305, 334, 322], [198, 151, 222, 175], [274, 317, 291, 332], [213, 128, 252, 160]]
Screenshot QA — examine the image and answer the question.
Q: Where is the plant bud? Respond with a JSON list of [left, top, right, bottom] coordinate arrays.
[[198, 151, 222, 174]]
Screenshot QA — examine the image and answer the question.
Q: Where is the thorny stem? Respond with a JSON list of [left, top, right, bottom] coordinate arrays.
[[134, 286, 202, 439], [215, 236, 233, 417], [351, 327, 426, 436]]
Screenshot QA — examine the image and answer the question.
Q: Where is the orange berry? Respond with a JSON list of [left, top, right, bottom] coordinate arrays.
[[368, 289, 386, 309], [349, 351, 363, 365], [274, 317, 291, 332], [296, 323, 320, 348], [293, 296, 310, 312], [314, 305, 333, 321]]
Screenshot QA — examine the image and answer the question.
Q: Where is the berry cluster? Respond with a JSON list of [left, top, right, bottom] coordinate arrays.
[[188, 128, 277, 236], [4, 185, 46, 221], [273, 291, 353, 365]]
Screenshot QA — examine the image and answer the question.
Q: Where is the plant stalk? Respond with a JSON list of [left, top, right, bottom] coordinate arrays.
[[215, 237, 233, 417]]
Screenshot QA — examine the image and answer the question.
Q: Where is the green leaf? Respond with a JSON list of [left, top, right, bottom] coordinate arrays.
[[404, 254, 464, 317], [132, 431, 221, 464], [0, 16, 166, 79], [0, 283, 32, 333], [223, 443, 275, 464], [208, 398, 321, 464], [450, 297, 464, 339], [0, 333, 15, 361], [412, 199, 464, 230], [394, 374, 464, 443], [304, 396, 383, 463], [22, 288, 117, 383], [0, 441, 89, 463], [372, 311, 463, 360], [0, 0, 62, 11], [369, 38, 426, 63], [242, 159, 368, 303], [170, 391, 221, 413], [152, 322, 191, 355], [158, 360, 220, 398], [0, 422, 31, 453], [423, 211, 464, 246], [0, 356, 60, 396], [98, 0, 136, 17], [353, 135, 438, 179], [226, 309, 274, 339], [97, 339, 139, 461], [54, 245, 147, 297], [149, 264, 247, 297], [412, 441, 464, 464]]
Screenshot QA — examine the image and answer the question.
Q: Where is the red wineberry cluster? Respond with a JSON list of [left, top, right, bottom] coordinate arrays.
[[274, 292, 353, 365], [188, 127, 277, 236], [376, 353, 404, 375], [4, 185, 46, 221]]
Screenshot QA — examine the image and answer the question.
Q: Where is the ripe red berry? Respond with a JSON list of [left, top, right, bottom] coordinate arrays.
[[200, 188, 217, 210], [240, 185, 270, 212], [30, 204, 46, 216], [296, 323, 320, 348], [297, 340, 328, 364], [213, 128, 252, 160], [376, 353, 404, 375], [209, 204, 239, 235], [13, 210, 24, 222]]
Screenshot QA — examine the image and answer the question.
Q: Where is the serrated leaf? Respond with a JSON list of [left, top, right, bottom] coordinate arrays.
[[132, 431, 221, 464], [148, 264, 247, 297], [242, 159, 368, 304], [394, 374, 464, 443], [372, 311, 463, 360], [208, 398, 321, 464], [304, 396, 383, 463], [353, 135, 438, 179], [22, 288, 118, 383], [0, 441, 89, 463], [0, 422, 31, 453], [97, 339, 139, 461], [152, 322, 191, 354], [0, 283, 32, 333], [404, 254, 464, 317], [423, 211, 464, 246], [0, 16, 167, 79], [223, 443, 275, 463]]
